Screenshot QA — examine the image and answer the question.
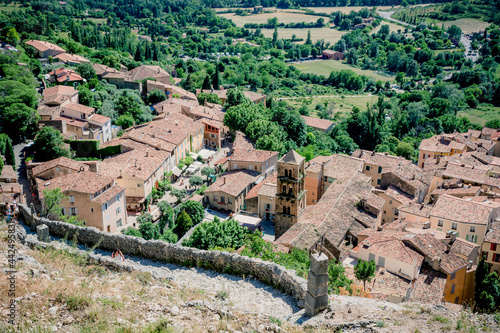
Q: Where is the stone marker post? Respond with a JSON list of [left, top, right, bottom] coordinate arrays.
[[37, 224, 50, 243], [305, 252, 329, 317]]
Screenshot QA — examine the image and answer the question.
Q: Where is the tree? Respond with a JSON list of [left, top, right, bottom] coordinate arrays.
[[225, 88, 249, 108], [354, 259, 376, 290], [394, 141, 414, 160], [76, 63, 96, 81], [202, 75, 212, 90], [160, 229, 178, 243], [0, 134, 15, 166], [197, 93, 221, 106], [177, 200, 205, 225], [116, 114, 135, 129], [4, 27, 19, 45], [174, 210, 192, 237], [305, 30, 312, 45], [122, 227, 142, 237], [137, 213, 153, 225], [148, 89, 167, 104], [212, 62, 220, 89], [396, 72, 405, 86], [34, 127, 71, 162], [171, 188, 187, 203], [1, 103, 39, 141], [201, 166, 215, 181], [183, 218, 248, 250], [485, 120, 500, 129], [139, 222, 160, 240], [189, 175, 203, 188], [42, 188, 66, 219], [475, 255, 500, 312]]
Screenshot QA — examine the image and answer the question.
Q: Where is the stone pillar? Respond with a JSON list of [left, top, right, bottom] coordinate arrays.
[[305, 252, 329, 317], [30, 203, 36, 217], [37, 224, 50, 243]]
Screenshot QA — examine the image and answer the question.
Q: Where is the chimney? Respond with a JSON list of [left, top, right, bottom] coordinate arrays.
[[432, 257, 441, 271], [223, 177, 226, 184], [67, 75, 70, 81], [423, 221, 430, 229], [145, 151, 149, 157], [134, 159, 138, 167], [468, 260, 473, 270]]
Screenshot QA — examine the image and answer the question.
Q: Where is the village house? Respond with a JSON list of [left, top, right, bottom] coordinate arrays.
[[244, 173, 277, 221], [321, 49, 345, 60], [92, 63, 123, 79], [204, 169, 260, 213], [54, 53, 90, 65], [397, 203, 432, 224], [195, 89, 266, 105], [430, 194, 500, 245], [25, 40, 65, 58], [226, 149, 279, 178], [102, 65, 171, 93], [39, 170, 127, 233], [37, 86, 112, 143], [373, 185, 415, 225], [0, 164, 23, 205], [276, 151, 384, 259], [301, 115, 335, 133], [482, 221, 500, 274], [418, 132, 496, 168], [146, 80, 197, 100], [351, 150, 412, 187], [100, 149, 170, 212], [49, 68, 83, 85], [28, 157, 94, 186]]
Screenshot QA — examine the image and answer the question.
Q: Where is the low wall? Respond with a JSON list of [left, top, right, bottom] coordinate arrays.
[[18, 204, 307, 302]]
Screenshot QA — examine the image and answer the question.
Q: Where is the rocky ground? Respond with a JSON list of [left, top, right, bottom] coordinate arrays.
[[1, 219, 499, 333]]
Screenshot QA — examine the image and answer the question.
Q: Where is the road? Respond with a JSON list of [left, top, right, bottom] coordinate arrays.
[[377, 10, 416, 28], [277, 94, 373, 100], [460, 34, 480, 62], [13, 141, 36, 207]]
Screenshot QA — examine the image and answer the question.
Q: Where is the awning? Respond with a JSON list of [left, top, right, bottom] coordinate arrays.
[[172, 166, 182, 177]]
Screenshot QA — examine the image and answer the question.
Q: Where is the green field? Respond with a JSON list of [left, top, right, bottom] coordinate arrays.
[[0, 2, 26, 12], [284, 94, 379, 121], [293, 60, 394, 82], [458, 106, 500, 127]]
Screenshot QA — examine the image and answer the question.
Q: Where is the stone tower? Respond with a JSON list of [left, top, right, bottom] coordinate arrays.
[[274, 150, 306, 238]]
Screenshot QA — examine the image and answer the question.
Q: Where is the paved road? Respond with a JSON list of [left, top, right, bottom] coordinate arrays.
[[278, 94, 373, 100], [377, 10, 416, 28], [13, 141, 35, 207], [460, 34, 480, 62]]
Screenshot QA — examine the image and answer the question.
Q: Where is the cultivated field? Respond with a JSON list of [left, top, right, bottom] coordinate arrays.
[[441, 19, 491, 34], [370, 21, 407, 34], [458, 106, 500, 127], [253, 27, 346, 45], [293, 59, 394, 82], [0, 2, 26, 12], [218, 12, 329, 25], [303, 6, 394, 14]]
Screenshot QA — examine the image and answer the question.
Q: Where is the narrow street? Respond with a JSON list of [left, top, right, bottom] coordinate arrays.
[[13, 141, 35, 207]]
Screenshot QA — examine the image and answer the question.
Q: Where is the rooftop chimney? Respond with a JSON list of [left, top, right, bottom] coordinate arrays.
[[223, 177, 226, 184], [145, 151, 149, 157]]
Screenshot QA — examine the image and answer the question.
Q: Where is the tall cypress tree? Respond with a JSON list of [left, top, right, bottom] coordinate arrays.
[[212, 62, 220, 90], [202, 75, 212, 90]]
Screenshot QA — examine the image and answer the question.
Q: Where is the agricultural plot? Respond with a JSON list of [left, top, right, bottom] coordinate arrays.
[[294, 59, 394, 82], [458, 106, 500, 127], [303, 6, 394, 14], [253, 27, 346, 45], [441, 19, 490, 34], [370, 21, 407, 34], [218, 12, 329, 25]]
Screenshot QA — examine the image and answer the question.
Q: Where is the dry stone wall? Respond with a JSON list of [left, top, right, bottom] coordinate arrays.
[[18, 204, 307, 302]]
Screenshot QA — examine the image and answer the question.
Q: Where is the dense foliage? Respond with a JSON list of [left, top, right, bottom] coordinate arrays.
[[183, 217, 248, 250]]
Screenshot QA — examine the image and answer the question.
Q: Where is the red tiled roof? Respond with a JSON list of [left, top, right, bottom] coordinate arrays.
[[92, 184, 125, 204], [230, 149, 278, 164], [42, 85, 77, 98], [0, 165, 17, 181], [62, 102, 94, 115], [40, 171, 114, 197], [301, 115, 335, 131], [484, 221, 500, 245], [100, 149, 169, 181], [25, 40, 65, 53], [204, 169, 259, 197], [32, 157, 88, 177], [245, 173, 277, 199], [431, 194, 500, 225], [89, 114, 111, 125]]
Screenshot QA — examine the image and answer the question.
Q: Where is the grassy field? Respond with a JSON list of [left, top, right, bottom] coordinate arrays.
[[253, 27, 346, 45], [87, 17, 107, 25], [303, 6, 394, 14], [0, 2, 26, 12], [284, 94, 379, 121], [441, 19, 490, 34], [458, 106, 500, 127], [218, 12, 329, 25], [371, 21, 407, 34], [293, 59, 394, 82]]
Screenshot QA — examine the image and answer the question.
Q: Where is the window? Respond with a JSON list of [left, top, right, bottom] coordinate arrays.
[[470, 226, 476, 233], [494, 254, 500, 263], [137, 184, 142, 187], [213, 195, 218, 202], [455, 297, 459, 304], [248, 165, 253, 171], [266, 161, 269, 168], [116, 207, 121, 215], [116, 218, 122, 227], [366, 165, 370, 171], [91, 208, 94, 213], [210, 133, 216, 138], [70, 207, 77, 215], [377, 179, 381, 185], [56, 167, 60, 172], [451, 223, 457, 230], [221, 196, 225, 204], [451, 284, 456, 294], [282, 185, 286, 193], [438, 219, 443, 227], [378, 166, 382, 173], [103, 203, 108, 210], [69, 195, 74, 203], [450, 272, 456, 280], [491, 244, 498, 251], [228, 197, 232, 204], [61, 208, 66, 215], [287, 207, 290, 214], [466, 234, 478, 243], [116, 194, 121, 201], [283, 206, 287, 214], [482, 251, 489, 260]]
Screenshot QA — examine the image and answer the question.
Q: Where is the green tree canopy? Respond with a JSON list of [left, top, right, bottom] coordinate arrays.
[[177, 200, 205, 225], [34, 127, 71, 162], [354, 259, 376, 290], [174, 210, 193, 238], [76, 62, 96, 81], [139, 221, 160, 240], [183, 218, 248, 250]]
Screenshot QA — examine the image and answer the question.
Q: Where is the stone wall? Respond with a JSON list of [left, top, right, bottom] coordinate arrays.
[[18, 204, 307, 302]]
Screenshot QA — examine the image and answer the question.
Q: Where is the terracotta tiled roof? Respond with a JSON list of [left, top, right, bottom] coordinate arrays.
[[245, 173, 277, 200], [467, 129, 481, 139], [450, 238, 479, 258], [101, 149, 169, 181], [323, 154, 365, 180], [54, 116, 87, 128], [62, 102, 94, 115], [258, 182, 277, 198], [301, 115, 335, 131], [55, 53, 90, 64], [419, 134, 467, 153], [232, 131, 254, 153], [361, 232, 424, 266], [25, 40, 65, 53], [352, 149, 411, 168], [127, 65, 170, 82], [398, 203, 432, 218], [305, 155, 334, 174], [50, 68, 83, 83], [482, 127, 497, 138], [92, 184, 125, 204], [230, 149, 278, 164], [0, 165, 17, 181], [279, 149, 304, 165], [205, 169, 259, 197], [442, 163, 500, 188], [32, 157, 88, 178], [375, 185, 414, 206], [242, 91, 266, 102], [431, 194, 500, 225], [92, 63, 120, 76], [409, 264, 447, 304], [42, 85, 77, 98], [89, 114, 111, 125], [40, 171, 114, 197], [484, 221, 500, 245], [431, 186, 480, 197]]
